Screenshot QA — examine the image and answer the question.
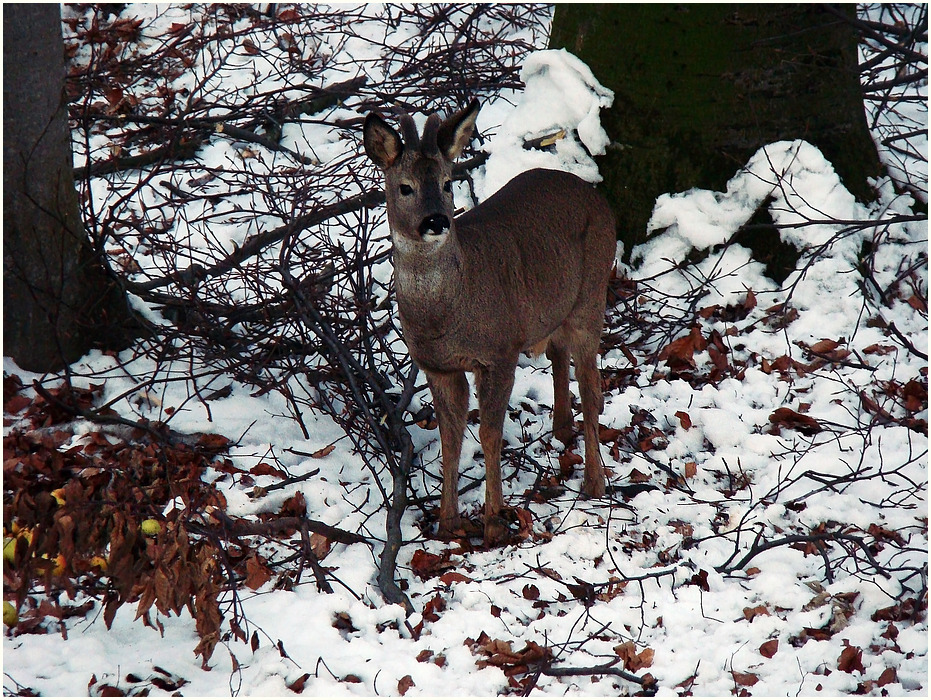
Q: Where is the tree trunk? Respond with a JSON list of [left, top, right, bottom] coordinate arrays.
[[3, 4, 136, 372], [549, 4, 882, 255]]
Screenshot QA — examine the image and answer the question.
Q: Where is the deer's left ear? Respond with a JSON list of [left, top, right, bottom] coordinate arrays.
[[437, 98, 479, 161]]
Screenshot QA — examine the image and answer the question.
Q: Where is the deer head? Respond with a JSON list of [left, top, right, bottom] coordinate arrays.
[[363, 99, 479, 250]]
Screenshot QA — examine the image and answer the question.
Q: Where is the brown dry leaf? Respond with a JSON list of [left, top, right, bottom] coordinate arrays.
[[397, 675, 415, 696], [743, 605, 770, 621], [250, 462, 286, 477], [877, 667, 898, 687], [674, 410, 692, 430], [614, 641, 655, 672], [439, 571, 471, 585], [410, 549, 455, 580], [862, 343, 896, 355], [768, 407, 823, 435], [280, 491, 307, 518], [628, 467, 650, 483], [309, 533, 331, 560], [658, 326, 707, 370], [311, 444, 336, 459], [838, 645, 865, 674], [670, 520, 693, 537], [599, 426, 622, 443], [684, 461, 698, 478], [522, 584, 540, 601], [195, 433, 230, 452], [558, 451, 583, 476], [732, 671, 759, 687], [760, 639, 779, 658], [287, 673, 310, 693], [689, 569, 710, 591], [809, 338, 840, 354], [244, 554, 272, 590]]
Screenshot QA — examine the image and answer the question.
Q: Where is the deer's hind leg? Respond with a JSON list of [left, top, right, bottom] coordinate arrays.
[[545, 332, 573, 444], [563, 314, 606, 499], [573, 344, 606, 498]]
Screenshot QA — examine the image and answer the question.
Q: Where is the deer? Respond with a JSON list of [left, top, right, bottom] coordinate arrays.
[[363, 99, 616, 546]]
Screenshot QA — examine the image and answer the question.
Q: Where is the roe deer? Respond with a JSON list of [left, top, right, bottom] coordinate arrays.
[[363, 99, 615, 546]]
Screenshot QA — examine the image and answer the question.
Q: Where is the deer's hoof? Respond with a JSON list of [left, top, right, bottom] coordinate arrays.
[[483, 515, 510, 548]]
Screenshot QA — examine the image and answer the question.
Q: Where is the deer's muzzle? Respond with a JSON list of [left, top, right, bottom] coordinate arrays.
[[418, 214, 450, 238]]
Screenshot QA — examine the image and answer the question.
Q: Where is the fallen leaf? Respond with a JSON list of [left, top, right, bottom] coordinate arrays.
[[250, 462, 286, 477], [877, 667, 898, 687], [244, 554, 272, 590], [838, 645, 865, 674], [558, 451, 583, 477], [410, 549, 455, 580], [311, 444, 336, 458], [522, 584, 540, 601], [397, 675, 415, 696], [674, 411, 692, 430], [760, 639, 779, 658], [688, 569, 710, 592], [731, 671, 759, 687], [628, 468, 650, 483], [658, 326, 707, 370], [614, 641, 655, 672], [310, 533, 331, 560], [768, 407, 823, 435], [287, 673, 310, 693], [809, 338, 840, 354], [743, 605, 770, 621], [439, 571, 471, 585]]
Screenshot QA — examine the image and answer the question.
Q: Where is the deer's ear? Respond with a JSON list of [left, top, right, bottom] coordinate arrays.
[[437, 98, 479, 161], [364, 112, 403, 169]]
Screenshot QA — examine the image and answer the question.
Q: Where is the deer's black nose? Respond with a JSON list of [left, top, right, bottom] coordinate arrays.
[[418, 214, 450, 237]]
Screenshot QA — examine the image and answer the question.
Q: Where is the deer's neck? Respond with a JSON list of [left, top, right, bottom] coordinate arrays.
[[393, 234, 464, 329]]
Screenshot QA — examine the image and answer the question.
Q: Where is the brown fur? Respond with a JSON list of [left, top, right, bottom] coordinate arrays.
[[364, 99, 616, 545]]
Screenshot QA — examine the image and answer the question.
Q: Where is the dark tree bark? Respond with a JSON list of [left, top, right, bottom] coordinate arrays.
[[3, 4, 136, 372], [550, 4, 883, 255]]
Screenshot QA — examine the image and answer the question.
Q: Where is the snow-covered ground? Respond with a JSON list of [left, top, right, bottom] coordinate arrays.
[[4, 5, 927, 697]]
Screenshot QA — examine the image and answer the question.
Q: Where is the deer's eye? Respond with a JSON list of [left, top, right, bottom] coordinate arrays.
[[443, 180, 453, 193], [399, 184, 414, 196]]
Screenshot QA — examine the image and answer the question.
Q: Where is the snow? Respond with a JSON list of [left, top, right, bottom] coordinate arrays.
[[3, 4, 927, 698]]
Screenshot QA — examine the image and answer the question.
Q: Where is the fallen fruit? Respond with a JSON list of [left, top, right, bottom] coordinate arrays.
[[3, 601, 17, 626], [141, 519, 162, 536]]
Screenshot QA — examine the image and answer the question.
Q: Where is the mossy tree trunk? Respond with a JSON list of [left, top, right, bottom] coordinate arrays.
[[4, 4, 136, 372], [550, 4, 882, 255]]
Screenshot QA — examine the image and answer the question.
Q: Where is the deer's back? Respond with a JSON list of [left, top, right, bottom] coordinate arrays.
[[446, 168, 615, 359]]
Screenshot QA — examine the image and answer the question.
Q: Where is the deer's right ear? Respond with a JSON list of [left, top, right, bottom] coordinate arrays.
[[363, 112, 403, 169]]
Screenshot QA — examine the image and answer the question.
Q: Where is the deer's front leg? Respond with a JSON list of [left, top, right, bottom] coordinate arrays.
[[474, 360, 517, 546], [425, 370, 469, 537]]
